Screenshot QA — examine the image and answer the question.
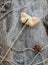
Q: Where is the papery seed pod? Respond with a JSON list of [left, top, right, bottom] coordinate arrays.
[[20, 12, 39, 27]]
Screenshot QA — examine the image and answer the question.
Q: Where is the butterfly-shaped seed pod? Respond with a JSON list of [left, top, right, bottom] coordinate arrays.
[[20, 12, 39, 27]]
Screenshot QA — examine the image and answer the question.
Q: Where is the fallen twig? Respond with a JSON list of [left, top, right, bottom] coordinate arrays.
[[29, 53, 39, 65], [0, 56, 18, 65], [33, 58, 48, 65], [39, 53, 46, 65], [5, 59, 18, 65], [42, 45, 48, 51], [28, 45, 48, 65], [0, 10, 13, 20], [11, 47, 34, 52], [0, 19, 28, 64]]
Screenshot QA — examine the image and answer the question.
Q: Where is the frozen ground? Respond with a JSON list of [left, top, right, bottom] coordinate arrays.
[[0, 0, 48, 65]]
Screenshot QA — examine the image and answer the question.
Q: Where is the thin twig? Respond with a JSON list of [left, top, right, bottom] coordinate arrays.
[[28, 44, 48, 65], [42, 45, 48, 51], [29, 53, 39, 65], [11, 47, 34, 52], [0, 56, 18, 65], [33, 58, 48, 65], [0, 1, 31, 21], [10, 41, 48, 65], [5, 59, 18, 65], [39, 53, 46, 65], [7, 2, 32, 36], [7, 21, 18, 37], [0, 19, 28, 64], [0, 10, 13, 20]]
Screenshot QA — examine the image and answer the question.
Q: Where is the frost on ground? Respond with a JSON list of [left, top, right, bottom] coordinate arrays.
[[0, 0, 48, 65]]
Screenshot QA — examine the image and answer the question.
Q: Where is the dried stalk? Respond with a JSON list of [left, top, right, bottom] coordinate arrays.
[[0, 10, 13, 20], [33, 58, 48, 65], [29, 45, 48, 65], [29, 53, 39, 65], [0, 19, 28, 64], [11, 47, 34, 52], [0, 56, 18, 65]]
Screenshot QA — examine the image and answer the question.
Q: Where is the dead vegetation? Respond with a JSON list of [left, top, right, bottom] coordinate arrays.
[[0, 0, 48, 65], [0, 0, 12, 65]]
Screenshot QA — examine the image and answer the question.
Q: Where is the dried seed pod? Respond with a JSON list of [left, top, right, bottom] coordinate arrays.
[[33, 44, 41, 52], [20, 12, 39, 27]]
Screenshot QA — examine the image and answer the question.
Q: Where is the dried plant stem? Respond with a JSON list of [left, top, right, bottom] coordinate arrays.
[[5, 59, 18, 65], [33, 58, 48, 65], [11, 47, 34, 52], [7, 22, 18, 37], [42, 45, 48, 50], [29, 52, 45, 65], [39, 53, 46, 65], [29, 45, 48, 65], [0, 20, 28, 64], [0, 1, 31, 21], [0, 56, 18, 65], [29, 53, 39, 65], [0, 10, 13, 20]]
